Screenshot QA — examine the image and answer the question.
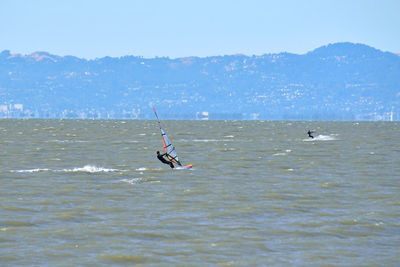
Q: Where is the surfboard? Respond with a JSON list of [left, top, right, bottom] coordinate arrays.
[[181, 164, 193, 169], [153, 108, 193, 169]]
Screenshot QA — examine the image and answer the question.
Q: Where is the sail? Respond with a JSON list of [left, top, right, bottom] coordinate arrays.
[[153, 108, 182, 166]]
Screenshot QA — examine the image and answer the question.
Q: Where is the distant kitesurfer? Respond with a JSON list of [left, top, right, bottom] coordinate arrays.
[[307, 130, 314, 139], [157, 151, 174, 168]]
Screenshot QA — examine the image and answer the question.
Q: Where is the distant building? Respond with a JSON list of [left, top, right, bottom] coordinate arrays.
[[0, 105, 7, 113], [14, 104, 23, 111]]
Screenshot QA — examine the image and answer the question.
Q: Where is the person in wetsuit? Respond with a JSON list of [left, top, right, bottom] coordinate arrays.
[[157, 151, 174, 168], [307, 130, 315, 139]]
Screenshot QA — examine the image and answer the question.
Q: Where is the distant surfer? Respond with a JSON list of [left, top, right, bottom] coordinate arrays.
[[157, 151, 174, 168], [307, 130, 315, 139]]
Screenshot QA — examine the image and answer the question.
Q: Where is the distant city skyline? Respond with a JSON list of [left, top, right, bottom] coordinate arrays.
[[1, 0, 400, 59]]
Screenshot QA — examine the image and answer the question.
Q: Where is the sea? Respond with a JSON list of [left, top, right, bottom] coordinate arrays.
[[1, 119, 399, 266]]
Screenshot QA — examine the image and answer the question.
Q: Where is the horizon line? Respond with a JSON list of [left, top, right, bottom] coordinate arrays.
[[1, 42, 392, 61]]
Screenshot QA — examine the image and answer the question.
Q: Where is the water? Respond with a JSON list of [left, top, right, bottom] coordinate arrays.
[[1, 119, 399, 266]]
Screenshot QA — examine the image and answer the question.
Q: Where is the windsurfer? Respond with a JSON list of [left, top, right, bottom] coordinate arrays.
[[307, 130, 314, 139], [157, 151, 174, 168]]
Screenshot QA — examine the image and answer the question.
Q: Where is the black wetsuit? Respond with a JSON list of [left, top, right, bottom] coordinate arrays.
[[307, 130, 314, 139], [157, 153, 174, 168]]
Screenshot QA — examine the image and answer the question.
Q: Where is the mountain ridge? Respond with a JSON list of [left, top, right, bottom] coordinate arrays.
[[1, 42, 399, 120]]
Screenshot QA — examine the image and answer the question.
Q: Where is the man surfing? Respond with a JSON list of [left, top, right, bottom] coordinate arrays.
[[307, 130, 315, 139], [157, 151, 174, 168]]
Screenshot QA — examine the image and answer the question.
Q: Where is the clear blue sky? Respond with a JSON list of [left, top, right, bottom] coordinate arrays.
[[1, 0, 399, 59]]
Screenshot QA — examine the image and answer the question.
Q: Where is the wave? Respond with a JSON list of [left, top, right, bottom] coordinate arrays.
[[11, 165, 119, 174], [273, 149, 292, 156], [193, 139, 233, 142], [98, 254, 146, 264], [61, 165, 118, 173], [120, 178, 147, 184], [47, 140, 88, 143], [11, 168, 51, 173], [135, 167, 174, 172], [303, 135, 337, 141]]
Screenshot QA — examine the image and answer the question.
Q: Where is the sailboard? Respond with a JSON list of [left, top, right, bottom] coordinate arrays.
[[153, 108, 192, 169]]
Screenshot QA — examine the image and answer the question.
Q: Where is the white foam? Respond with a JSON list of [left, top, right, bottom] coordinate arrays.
[[48, 140, 88, 143], [193, 139, 233, 142], [304, 135, 336, 141], [12, 166, 119, 174], [175, 166, 194, 170], [316, 135, 336, 140], [12, 168, 50, 173], [61, 165, 118, 173], [120, 178, 146, 184]]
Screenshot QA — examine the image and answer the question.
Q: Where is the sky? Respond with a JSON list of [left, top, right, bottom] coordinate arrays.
[[1, 0, 399, 59]]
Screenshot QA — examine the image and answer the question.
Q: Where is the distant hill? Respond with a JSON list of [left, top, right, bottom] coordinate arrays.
[[1, 42, 399, 120]]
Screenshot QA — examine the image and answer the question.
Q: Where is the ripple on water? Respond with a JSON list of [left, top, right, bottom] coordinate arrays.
[[0, 120, 399, 266], [97, 254, 146, 264]]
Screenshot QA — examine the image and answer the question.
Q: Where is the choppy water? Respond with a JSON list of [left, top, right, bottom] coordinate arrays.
[[1, 119, 399, 266]]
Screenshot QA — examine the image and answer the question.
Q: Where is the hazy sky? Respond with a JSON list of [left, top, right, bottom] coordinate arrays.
[[1, 0, 399, 58]]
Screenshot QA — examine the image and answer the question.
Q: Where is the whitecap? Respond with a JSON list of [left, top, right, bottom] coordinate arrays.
[[303, 135, 336, 141], [11, 168, 51, 173], [315, 135, 336, 141], [193, 139, 218, 142], [61, 165, 118, 173], [120, 178, 146, 184], [193, 139, 233, 142], [48, 140, 87, 143]]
